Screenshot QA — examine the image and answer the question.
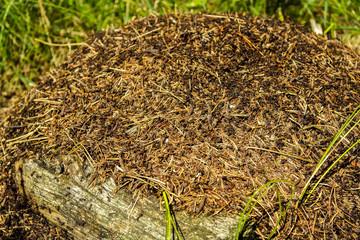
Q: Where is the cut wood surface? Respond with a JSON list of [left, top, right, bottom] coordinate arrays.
[[14, 156, 238, 239]]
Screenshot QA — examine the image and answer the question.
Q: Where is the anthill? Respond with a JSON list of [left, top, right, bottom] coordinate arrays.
[[1, 13, 360, 239]]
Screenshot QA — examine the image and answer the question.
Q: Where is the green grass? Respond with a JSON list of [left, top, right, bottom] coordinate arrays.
[[163, 191, 183, 240], [1, 0, 359, 104], [298, 104, 360, 205], [235, 179, 295, 239], [236, 104, 360, 239]]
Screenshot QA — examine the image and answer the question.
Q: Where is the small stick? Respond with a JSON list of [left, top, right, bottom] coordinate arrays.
[[35, 38, 84, 47], [246, 146, 314, 163]]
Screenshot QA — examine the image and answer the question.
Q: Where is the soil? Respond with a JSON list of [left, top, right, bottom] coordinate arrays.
[[1, 12, 360, 239]]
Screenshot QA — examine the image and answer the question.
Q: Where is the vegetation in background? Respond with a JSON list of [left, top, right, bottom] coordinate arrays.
[[0, 0, 359, 104]]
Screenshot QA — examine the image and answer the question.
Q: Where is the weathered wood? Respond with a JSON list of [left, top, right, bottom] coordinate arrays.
[[14, 157, 239, 239]]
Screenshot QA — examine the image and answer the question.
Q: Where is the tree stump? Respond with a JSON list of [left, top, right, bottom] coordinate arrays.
[[14, 156, 238, 239]]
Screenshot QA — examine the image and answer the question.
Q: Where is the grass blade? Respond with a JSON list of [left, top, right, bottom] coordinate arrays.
[[298, 104, 360, 205], [163, 191, 183, 240], [236, 179, 295, 239], [163, 191, 172, 240], [0, 0, 15, 44]]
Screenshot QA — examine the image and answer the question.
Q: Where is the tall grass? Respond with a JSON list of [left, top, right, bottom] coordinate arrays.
[[0, 0, 153, 103]]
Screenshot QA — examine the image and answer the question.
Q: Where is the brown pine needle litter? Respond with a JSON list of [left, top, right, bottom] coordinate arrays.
[[1, 12, 360, 238]]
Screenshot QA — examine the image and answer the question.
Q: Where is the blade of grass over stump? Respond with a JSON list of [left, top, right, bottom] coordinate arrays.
[[163, 191, 182, 240], [236, 179, 295, 239], [298, 104, 360, 205]]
